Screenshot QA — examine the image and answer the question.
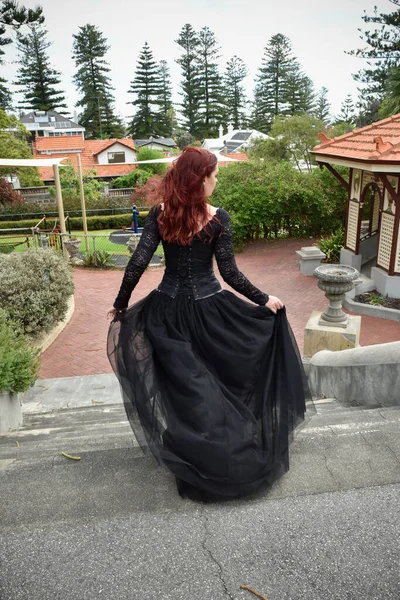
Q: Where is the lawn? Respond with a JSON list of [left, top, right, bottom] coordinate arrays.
[[0, 229, 164, 257]]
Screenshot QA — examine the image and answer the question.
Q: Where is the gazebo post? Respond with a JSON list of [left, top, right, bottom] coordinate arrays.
[[53, 163, 67, 235]]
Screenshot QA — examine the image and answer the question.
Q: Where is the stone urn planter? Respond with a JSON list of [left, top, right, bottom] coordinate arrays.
[[127, 234, 141, 255], [0, 391, 22, 434], [313, 264, 359, 327], [63, 238, 81, 259]]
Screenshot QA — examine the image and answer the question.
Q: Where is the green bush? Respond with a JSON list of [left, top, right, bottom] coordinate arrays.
[[136, 148, 167, 175], [111, 169, 152, 189], [82, 250, 114, 268], [0, 244, 14, 254], [0, 309, 40, 393], [0, 211, 148, 231], [211, 161, 347, 249], [0, 248, 74, 338], [318, 229, 345, 263]]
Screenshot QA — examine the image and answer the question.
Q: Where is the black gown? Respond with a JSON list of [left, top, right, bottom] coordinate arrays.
[[107, 206, 309, 501]]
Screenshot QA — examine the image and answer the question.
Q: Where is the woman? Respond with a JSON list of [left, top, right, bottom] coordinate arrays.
[[107, 147, 309, 502]]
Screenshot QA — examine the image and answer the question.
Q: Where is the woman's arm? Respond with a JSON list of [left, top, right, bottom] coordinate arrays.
[[112, 206, 161, 310], [214, 209, 282, 312]]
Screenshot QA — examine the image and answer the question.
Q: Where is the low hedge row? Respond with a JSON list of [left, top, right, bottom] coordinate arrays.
[[0, 211, 149, 232]]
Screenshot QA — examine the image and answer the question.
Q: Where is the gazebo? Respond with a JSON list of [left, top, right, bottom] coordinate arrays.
[[311, 114, 400, 299]]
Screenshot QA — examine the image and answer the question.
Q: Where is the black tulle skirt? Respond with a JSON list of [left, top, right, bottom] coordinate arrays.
[[107, 290, 310, 502]]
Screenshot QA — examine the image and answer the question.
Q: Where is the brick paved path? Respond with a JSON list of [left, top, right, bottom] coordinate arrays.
[[39, 238, 400, 379]]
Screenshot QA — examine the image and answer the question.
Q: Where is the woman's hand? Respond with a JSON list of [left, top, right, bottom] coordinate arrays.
[[266, 295, 284, 314], [107, 307, 125, 320]]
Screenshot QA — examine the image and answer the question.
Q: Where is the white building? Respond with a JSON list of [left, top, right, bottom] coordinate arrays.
[[19, 110, 85, 139], [202, 125, 270, 154]]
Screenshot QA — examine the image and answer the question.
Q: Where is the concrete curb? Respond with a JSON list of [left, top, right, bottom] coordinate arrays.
[[344, 294, 400, 322], [33, 294, 75, 354]]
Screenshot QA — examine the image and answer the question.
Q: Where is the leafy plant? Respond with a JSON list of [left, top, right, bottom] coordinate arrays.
[[0, 244, 14, 254], [136, 148, 167, 175], [82, 249, 113, 268], [0, 309, 40, 393], [368, 292, 386, 306], [0, 178, 23, 207], [110, 169, 152, 189], [48, 162, 103, 209], [318, 229, 345, 263], [0, 248, 74, 337]]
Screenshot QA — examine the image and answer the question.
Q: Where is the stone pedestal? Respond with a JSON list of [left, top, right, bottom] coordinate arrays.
[[296, 246, 326, 276], [303, 311, 361, 360]]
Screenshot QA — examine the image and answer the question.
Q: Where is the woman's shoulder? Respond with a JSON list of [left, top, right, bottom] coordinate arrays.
[[214, 207, 230, 222]]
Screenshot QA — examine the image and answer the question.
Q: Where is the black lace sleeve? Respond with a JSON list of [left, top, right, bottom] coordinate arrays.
[[113, 207, 161, 309], [214, 209, 269, 306]]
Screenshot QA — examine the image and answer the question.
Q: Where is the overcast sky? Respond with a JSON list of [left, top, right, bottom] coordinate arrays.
[[1, 0, 392, 125]]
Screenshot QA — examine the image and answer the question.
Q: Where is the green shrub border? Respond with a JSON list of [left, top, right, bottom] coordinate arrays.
[[0, 211, 149, 231]]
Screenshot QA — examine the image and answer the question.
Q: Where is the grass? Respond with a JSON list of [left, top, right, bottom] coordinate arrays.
[[0, 229, 164, 257]]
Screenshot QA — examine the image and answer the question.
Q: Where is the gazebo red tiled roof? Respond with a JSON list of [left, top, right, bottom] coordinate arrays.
[[312, 113, 400, 164]]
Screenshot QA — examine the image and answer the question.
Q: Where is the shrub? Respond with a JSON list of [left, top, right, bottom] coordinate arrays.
[[0, 179, 23, 207], [211, 161, 347, 249], [111, 169, 152, 189], [136, 148, 167, 175], [318, 229, 345, 263], [0, 248, 74, 337], [0, 309, 40, 393], [82, 250, 113, 268], [0, 211, 148, 231]]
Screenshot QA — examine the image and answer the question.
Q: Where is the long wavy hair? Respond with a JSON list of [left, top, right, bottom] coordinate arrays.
[[151, 147, 218, 245]]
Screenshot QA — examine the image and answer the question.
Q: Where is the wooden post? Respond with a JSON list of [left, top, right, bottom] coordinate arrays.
[[53, 164, 67, 235], [77, 153, 89, 251]]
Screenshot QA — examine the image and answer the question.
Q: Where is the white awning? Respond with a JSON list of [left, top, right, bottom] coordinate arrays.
[[0, 157, 67, 167]]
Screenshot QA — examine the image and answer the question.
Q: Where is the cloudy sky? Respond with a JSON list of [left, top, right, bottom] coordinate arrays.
[[1, 0, 392, 124]]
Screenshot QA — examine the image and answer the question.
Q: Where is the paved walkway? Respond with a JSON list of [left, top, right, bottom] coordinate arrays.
[[39, 238, 400, 379]]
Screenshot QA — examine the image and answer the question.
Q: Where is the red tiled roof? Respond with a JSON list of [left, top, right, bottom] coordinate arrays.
[[38, 161, 136, 181], [33, 137, 137, 180], [312, 113, 400, 163], [33, 135, 85, 152]]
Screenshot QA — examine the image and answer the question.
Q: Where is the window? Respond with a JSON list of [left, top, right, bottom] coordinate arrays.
[[108, 151, 125, 163]]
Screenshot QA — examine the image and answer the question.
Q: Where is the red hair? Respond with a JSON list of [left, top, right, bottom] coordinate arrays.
[[151, 147, 218, 245]]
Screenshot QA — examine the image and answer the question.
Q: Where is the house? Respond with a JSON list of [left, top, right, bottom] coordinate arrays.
[[32, 136, 137, 183], [312, 113, 400, 299], [134, 137, 177, 153], [19, 110, 85, 139], [202, 125, 270, 154]]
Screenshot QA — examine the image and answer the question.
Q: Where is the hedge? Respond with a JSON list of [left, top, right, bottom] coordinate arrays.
[[0, 211, 149, 231]]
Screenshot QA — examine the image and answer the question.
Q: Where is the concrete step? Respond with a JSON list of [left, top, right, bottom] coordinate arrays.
[[0, 404, 136, 465], [2, 400, 400, 469]]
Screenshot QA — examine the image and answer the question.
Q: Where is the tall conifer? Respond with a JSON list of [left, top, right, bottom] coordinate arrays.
[[72, 24, 124, 139], [14, 25, 67, 112]]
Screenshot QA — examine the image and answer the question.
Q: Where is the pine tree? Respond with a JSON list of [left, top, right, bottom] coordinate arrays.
[[0, 0, 44, 109], [175, 24, 202, 137], [14, 25, 67, 112], [127, 41, 164, 138], [337, 94, 356, 125], [348, 1, 400, 102], [285, 65, 315, 116], [252, 33, 296, 132], [223, 55, 248, 129], [157, 59, 174, 137], [197, 26, 225, 137], [72, 24, 124, 139], [314, 87, 331, 123]]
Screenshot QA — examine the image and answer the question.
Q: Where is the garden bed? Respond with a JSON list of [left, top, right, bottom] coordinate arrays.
[[354, 291, 400, 311]]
